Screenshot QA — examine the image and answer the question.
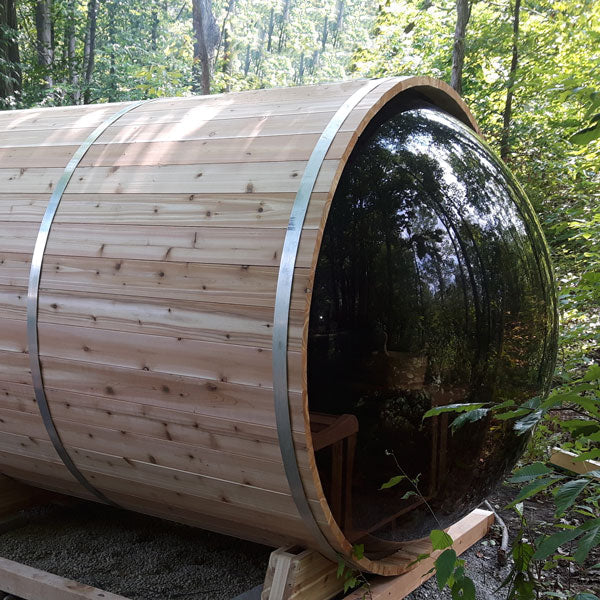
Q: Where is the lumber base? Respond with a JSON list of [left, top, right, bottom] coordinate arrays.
[[262, 508, 494, 600], [549, 447, 600, 477]]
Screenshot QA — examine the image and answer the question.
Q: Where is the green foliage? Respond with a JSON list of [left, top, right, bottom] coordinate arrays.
[[429, 529, 453, 551]]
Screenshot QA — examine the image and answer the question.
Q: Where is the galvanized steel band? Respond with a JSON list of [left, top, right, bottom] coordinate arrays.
[[27, 100, 146, 505], [273, 78, 387, 562]]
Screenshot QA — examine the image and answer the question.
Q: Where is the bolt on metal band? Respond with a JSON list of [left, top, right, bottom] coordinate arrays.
[[27, 100, 147, 506], [273, 79, 388, 562]]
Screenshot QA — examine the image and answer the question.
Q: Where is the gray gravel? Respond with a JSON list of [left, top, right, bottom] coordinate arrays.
[[0, 501, 271, 600]]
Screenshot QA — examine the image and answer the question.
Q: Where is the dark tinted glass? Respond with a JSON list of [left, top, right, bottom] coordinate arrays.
[[307, 99, 557, 555]]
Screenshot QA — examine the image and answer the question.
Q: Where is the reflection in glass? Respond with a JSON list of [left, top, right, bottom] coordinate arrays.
[[307, 97, 557, 556]]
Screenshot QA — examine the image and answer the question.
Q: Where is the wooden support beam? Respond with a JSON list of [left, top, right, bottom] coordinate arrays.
[[344, 509, 494, 600], [0, 557, 130, 600], [262, 509, 494, 600], [549, 447, 600, 477]]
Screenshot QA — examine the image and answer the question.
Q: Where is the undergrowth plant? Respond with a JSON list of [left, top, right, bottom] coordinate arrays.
[[423, 364, 600, 600]]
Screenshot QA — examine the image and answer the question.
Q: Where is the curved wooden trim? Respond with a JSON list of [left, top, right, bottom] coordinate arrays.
[[299, 76, 480, 575]]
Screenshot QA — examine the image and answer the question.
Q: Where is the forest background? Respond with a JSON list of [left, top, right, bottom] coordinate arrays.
[[1, 0, 598, 395], [0, 0, 599, 597]]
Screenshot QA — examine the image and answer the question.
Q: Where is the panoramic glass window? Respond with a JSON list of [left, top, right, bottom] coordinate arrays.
[[307, 97, 557, 555]]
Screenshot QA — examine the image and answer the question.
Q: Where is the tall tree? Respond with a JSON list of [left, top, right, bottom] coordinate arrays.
[[332, 0, 344, 47], [450, 0, 470, 94], [66, 0, 79, 103], [277, 0, 291, 52], [35, 0, 54, 88], [107, 0, 117, 102], [0, 0, 22, 102], [192, 0, 219, 95], [500, 0, 521, 161], [82, 0, 98, 104]]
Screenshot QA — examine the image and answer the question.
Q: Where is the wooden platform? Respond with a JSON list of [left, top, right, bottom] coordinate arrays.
[[0, 474, 493, 600], [262, 508, 494, 600]]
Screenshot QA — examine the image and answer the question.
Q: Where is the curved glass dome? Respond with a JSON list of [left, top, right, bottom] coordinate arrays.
[[307, 96, 557, 556]]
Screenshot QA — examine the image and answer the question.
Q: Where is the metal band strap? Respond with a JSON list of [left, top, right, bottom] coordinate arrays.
[[273, 79, 387, 562], [27, 100, 147, 505]]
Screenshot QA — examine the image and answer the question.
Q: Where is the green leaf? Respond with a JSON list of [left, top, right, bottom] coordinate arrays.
[[514, 410, 544, 435], [451, 576, 476, 600], [573, 594, 599, 600], [513, 541, 535, 572], [401, 490, 418, 500], [352, 543, 365, 560], [336, 559, 345, 579], [583, 364, 600, 381], [508, 462, 553, 483], [430, 529, 453, 550], [450, 408, 489, 432], [571, 120, 600, 145], [506, 476, 564, 508], [422, 403, 486, 420], [534, 528, 582, 560], [343, 575, 358, 593], [434, 549, 457, 590], [379, 475, 406, 490], [574, 526, 600, 564], [533, 518, 600, 560], [513, 572, 535, 600], [554, 479, 591, 516]]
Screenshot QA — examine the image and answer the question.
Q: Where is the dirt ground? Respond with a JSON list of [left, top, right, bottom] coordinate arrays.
[[0, 485, 597, 600]]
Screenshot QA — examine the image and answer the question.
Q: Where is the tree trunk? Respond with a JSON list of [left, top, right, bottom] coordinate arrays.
[[192, 0, 220, 95], [333, 0, 344, 47], [151, 3, 159, 51], [108, 0, 117, 102], [35, 0, 54, 89], [277, 0, 290, 52], [243, 44, 250, 76], [450, 0, 470, 94], [267, 7, 274, 52], [0, 0, 22, 101], [67, 0, 79, 103], [500, 0, 521, 162], [83, 0, 98, 104], [321, 16, 328, 51]]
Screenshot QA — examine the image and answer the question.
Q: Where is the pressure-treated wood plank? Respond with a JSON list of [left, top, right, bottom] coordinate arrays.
[[2, 222, 318, 268], [1, 286, 305, 350], [0, 192, 327, 228], [0, 556, 131, 600], [1, 253, 311, 309]]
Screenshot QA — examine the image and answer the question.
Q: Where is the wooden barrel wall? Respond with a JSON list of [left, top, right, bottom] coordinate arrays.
[[0, 77, 480, 575]]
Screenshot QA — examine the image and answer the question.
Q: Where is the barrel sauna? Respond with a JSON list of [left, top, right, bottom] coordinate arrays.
[[0, 77, 557, 574]]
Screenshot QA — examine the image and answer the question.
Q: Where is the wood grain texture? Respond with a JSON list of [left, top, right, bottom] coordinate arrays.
[[0, 77, 480, 574]]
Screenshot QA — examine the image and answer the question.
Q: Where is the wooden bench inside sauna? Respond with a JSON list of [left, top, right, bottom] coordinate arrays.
[[0, 76, 557, 575]]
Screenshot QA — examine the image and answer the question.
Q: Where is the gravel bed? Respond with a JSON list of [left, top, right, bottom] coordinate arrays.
[[0, 501, 271, 600]]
